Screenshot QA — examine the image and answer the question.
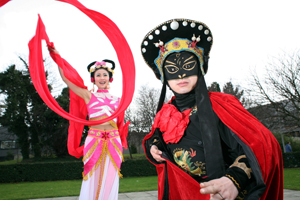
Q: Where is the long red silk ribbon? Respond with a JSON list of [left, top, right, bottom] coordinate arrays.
[[0, 0, 10, 7], [1, 0, 135, 158]]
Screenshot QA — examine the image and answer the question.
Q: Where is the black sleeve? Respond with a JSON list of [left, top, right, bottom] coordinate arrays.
[[216, 114, 255, 192], [144, 128, 175, 164]]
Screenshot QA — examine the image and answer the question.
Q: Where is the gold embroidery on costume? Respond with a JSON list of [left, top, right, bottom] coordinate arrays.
[[111, 139, 124, 162], [82, 140, 99, 162], [82, 140, 107, 181], [189, 105, 197, 116], [173, 149, 206, 176], [225, 174, 241, 189], [236, 190, 247, 200], [230, 155, 252, 179], [151, 136, 161, 147], [107, 150, 123, 178], [95, 142, 108, 200]]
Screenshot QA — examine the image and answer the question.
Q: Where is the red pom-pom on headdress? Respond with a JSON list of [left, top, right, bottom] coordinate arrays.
[[91, 77, 94, 83], [110, 77, 113, 83]]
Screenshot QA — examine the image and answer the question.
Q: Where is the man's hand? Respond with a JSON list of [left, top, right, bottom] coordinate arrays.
[[150, 145, 166, 162], [200, 176, 238, 200]]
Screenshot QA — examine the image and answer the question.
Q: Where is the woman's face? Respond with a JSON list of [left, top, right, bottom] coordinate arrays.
[[94, 69, 110, 89]]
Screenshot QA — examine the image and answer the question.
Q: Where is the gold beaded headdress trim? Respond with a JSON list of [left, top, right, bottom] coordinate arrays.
[[154, 37, 205, 82]]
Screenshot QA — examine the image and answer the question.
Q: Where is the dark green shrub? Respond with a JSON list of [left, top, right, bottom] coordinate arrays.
[[282, 152, 300, 168], [6, 152, 14, 161], [0, 159, 157, 183], [129, 145, 137, 154]]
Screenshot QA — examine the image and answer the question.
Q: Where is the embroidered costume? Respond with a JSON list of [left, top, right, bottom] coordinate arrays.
[[141, 19, 283, 200], [19, 1, 136, 199], [79, 90, 123, 200]]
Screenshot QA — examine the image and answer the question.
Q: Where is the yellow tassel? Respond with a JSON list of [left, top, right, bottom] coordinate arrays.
[[83, 140, 107, 181], [111, 139, 124, 162], [119, 171, 123, 178], [82, 140, 99, 162]]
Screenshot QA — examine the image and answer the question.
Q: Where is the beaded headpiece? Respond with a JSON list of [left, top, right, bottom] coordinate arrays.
[[141, 19, 213, 83], [89, 61, 114, 74]]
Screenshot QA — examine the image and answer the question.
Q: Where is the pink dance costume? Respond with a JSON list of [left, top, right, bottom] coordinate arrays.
[[79, 89, 123, 200]]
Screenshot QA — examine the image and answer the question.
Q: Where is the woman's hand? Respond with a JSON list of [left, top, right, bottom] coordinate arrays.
[[200, 176, 238, 200], [47, 43, 59, 54], [150, 145, 166, 162]]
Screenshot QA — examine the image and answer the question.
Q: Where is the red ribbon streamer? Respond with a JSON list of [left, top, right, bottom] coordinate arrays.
[[1, 0, 135, 157]]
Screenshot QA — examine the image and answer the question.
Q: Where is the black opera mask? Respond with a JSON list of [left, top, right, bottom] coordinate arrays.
[[163, 51, 199, 81]]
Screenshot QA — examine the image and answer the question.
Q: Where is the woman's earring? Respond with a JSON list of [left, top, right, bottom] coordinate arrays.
[[106, 83, 110, 90]]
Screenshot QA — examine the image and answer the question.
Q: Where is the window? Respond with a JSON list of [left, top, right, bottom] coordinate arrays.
[[0, 141, 16, 149]]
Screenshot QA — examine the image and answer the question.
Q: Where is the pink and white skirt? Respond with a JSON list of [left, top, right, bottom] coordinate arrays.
[[79, 128, 123, 200]]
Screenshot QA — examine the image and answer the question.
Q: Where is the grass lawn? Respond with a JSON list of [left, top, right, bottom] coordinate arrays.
[[283, 168, 300, 190], [0, 176, 158, 200], [0, 168, 299, 200]]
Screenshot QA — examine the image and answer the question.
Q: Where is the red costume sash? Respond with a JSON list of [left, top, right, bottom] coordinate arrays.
[[1, 0, 135, 158]]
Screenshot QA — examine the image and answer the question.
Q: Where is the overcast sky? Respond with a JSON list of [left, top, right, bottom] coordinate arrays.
[[1, 0, 300, 98]]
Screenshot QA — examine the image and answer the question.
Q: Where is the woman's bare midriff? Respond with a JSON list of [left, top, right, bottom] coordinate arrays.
[[90, 122, 115, 131]]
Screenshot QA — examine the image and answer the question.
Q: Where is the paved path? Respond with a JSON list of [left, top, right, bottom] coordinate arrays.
[[30, 189, 300, 200], [32, 190, 300, 200]]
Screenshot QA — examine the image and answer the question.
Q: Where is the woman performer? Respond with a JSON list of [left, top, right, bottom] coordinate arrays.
[[49, 46, 124, 200]]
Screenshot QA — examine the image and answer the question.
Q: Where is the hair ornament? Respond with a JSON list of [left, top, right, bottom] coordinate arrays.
[[89, 61, 114, 74], [192, 34, 201, 47], [154, 40, 165, 52]]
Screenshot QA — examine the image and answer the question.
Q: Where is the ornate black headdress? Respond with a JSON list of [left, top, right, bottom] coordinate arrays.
[[141, 19, 213, 83]]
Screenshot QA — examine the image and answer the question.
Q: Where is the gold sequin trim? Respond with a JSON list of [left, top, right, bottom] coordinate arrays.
[[225, 174, 241, 190], [107, 151, 123, 178], [82, 139, 99, 162], [95, 144, 108, 200], [82, 140, 107, 181], [111, 139, 124, 162], [88, 134, 120, 140], [230, 155, 253, 179]]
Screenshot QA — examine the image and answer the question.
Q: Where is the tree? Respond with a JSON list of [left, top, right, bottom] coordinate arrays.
[[222, 82, 244, 100], [42, 88, 70, 157], [0, 57, 53, 159], [125, 85, 164, 154], [249, 51, 300, 130], [207, 81, 221, 92], [135, 85, 161, 133], [0, 64, 31, 159]]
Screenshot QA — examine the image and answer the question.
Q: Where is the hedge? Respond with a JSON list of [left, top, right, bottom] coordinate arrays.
[[282, 152, 300, 168], [1, 153, 299, 183], [0, 159, 157, 183]]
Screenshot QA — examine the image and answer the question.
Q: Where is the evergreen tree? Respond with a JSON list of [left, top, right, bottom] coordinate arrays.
[[222, 81, 244, 101], [207, 82, 221, 92], [0, 65, 31, 159], [0, 58, 52, 159]]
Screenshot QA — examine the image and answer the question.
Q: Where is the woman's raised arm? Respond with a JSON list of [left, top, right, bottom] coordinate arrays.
[[48, 46, 91, 104]]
